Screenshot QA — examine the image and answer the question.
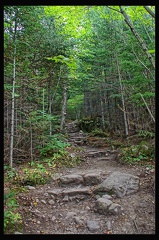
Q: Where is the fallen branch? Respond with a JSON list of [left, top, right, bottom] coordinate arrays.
[[133, 219, 139, 233]]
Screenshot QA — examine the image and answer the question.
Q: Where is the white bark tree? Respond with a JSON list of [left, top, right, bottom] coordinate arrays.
[[60, 80, 68, 132], [10, 15, 17, 168]]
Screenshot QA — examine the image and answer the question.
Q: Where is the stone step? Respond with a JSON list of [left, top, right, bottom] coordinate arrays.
[[69, 136, 86, 140], [85, 150, 108, 158], [97, 154, 117, 161], [47, 186, 93, 198], [59, 172, 103, 186]]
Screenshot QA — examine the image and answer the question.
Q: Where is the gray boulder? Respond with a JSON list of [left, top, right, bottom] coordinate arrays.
[[96, 198, 113, 214], [94, 171, 139, 198]]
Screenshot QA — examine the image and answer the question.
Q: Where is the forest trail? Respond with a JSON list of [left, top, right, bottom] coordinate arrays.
[[16, 121, 155, 234]]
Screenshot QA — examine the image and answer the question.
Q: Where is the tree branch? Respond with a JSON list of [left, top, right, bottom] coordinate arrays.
[[139, 93, 155, 123], [106, 6, 121, 14]]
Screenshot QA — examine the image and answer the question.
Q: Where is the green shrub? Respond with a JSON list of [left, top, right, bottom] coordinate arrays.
[[120, 142, 154, 165], [78, 117, 96, 132], [90, 128, 109, 137], [38, 134, 70, 157], [4, 190, 22, 233]]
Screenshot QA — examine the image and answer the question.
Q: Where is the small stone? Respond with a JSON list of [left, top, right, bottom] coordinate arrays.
[[70, 153, 76, 158], [63, 195, 69, 202], [108, 203, 124, 215], [85, 206, 90, 210], [102, 194, 112, 200], [37, 221, 41, 224], [43, 193, 48, 197], [41, 200, 46, 204], [80, 211, 86, 215], [51, 216, 56, 221], [74, 216, 82, 224], [65, 212, 77, 220], [69, 196, 75, 201], [106, 221, 112, 230], [31, 209, 43, 217], [95, 195, 100, 199], [48, 199, 55, 205], [14, 232, 23, 234], [25, 186, 35, 190], [86, 220, 100, 232]]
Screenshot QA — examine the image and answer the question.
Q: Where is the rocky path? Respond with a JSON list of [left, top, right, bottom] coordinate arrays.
[[16, 121, 155, 234]]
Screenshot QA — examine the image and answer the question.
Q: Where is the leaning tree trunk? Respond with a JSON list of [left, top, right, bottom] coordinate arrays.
[[143, 6, 155, 19], [60, 80, 68, 132], [119, 6, 155, 70]]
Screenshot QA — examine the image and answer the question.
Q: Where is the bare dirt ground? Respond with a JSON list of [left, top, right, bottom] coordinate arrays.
[[15, 124, 155, 235]]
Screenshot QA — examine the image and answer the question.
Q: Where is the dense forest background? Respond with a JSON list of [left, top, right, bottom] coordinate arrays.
[[4, 6, 155, 168]]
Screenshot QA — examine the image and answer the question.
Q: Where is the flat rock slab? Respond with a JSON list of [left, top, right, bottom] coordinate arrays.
[[60, 174, 83, 185], [86, 151, 107, 158], [47, 187, 92, 197], [63, 187, 92, 196], [47, 188, 62, 197], [97, 154, 117, 161], [94, 171, 140, 198]]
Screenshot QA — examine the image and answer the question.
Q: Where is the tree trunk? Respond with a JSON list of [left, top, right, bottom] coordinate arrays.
[[10, 20, 17, 168], [60, 80, 68, 132], [43, 88, 45, 116], [30, 121, 33, 161], [143, 6, 155, 18], [99, 85, 105, 129], [119, 6, 155, 69], [116, 56, 129, 136], [49, 96, 52, 136]]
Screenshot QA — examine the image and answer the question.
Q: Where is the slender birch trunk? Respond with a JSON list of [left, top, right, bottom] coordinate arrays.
[[49, 97, 52, 136], [99, 86, 105, 130], [43, 88, 45, 116], [10, 20, 17, 168], [30, 121, 33, 162], [7, 99, 9, 133], [116, 56, 129, 136], [60, 80, 68, 132]]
